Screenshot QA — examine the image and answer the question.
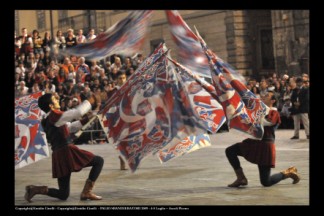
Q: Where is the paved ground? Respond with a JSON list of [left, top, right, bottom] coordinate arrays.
[[15, 129, 309, 207]]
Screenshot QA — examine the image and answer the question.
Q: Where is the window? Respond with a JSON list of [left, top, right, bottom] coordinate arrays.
[[260, 29, 275, 69], [58, 10, 69, 30], [58, 10, 68, 19], [37, 10, 46, 30]]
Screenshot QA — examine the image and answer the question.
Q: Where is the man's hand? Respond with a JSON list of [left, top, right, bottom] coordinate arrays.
[[88, 94, 97, 110], [80, 111, 95, 125]]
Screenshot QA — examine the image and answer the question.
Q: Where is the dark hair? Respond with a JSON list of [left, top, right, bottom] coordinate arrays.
[[296, 77, 303, 83], [116, 71, 126, 78], [268, 91, 277, 107], [38, 93, 53, 113]]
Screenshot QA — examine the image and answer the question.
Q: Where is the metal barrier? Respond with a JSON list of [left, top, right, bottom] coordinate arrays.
[[79, 118, 107, 144]]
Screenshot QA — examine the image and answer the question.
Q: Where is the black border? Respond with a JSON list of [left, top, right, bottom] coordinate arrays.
[[4, 1, 317, 214]]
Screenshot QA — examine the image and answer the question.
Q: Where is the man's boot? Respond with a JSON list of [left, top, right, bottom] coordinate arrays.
[[281, 166, 300, 184], [228, 168, 248, 187], [119, 156, 127, 170], [24, 185, 48, 203], [80, 179, 102, 200]]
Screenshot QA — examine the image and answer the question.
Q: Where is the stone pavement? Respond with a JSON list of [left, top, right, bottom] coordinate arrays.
[[15, 129, 309, 206]]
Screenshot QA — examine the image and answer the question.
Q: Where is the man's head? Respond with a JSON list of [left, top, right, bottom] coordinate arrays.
[[302, 73, 309, 82], [116, 71, 127, 86], [38, 93, 60, 113], [296, 77, 303, 88], [261, 90, 276, 107]]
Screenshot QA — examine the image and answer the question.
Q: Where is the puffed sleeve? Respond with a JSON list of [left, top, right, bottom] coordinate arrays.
[[263, 110, 281, 126]]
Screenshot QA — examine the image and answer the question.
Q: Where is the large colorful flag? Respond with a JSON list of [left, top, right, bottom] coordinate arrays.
[[65, 10, 152, 60], [195, 28, 270, 139], [15, 92, 49, 169], [165, 10, 211, 78], [165, 10, 246, 84], [97, 43, 213, 172]]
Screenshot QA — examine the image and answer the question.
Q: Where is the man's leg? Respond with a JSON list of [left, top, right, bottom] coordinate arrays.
[[225, 144, 248, 187], [25, 173, 71, 202], [47, 173, 71, 200], [292, 114, 301, 138], [258, 165, 283, 187], [80, 156, 104, 200], [300, 113, 309, 137]]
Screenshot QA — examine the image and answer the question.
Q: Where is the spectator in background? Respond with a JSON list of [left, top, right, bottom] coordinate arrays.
[[19, 28, 33, 56], [290, 77, 309, 139], [132, 53, 144, 67], [108, 67, 119, 82], [16, 81, 29, 96], [280, 97, 293, 129], [76, 57, 90, 75], [282, 74, 289, 84], [15, 61, 26, 80], [115, 71, 127, 89], [43, 80, 55, 93], [54, 30, 66, 50], [110, 57, 122, 72], [259, 78, 268, 96], [301, 73, 309, 82], [71, 97, 80, 108], [24, 72, 35, 89], [47, 60, 60, 77], [29, 82, 41, 94], [76, 29, 87, 44], [32, 30, 43, 55], [65, 29, 77, 48], [87, 29, 96, 41], [53, 68, 67, 87], [42, 31, 52, 54]]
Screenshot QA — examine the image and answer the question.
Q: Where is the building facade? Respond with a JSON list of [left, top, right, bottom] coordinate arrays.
[[15, 10, 309, 79]]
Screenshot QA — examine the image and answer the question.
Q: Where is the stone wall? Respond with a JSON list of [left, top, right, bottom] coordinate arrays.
[[271, 10, 309, 76], [225, 10, 251, 77]]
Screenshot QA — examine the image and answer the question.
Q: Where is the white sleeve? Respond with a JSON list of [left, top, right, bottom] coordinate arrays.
[[66, 121, 83, 133], [55, 37, 61, 44], [263, 118, 274, 126], [54, 100, 92, 127]]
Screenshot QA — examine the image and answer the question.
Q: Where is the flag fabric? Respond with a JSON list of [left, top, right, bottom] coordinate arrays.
[[97, 43, 211, 172], [65, 10, 152, 61], [98, 43, 168, 117], [15, 92, 49, 169], [195, 28, 270, 139], [170, 58, 226, 134], [156, 53, 226, 163], [165, 10, 211, 78], [165, 10, 246, 83], [158, 134, 211, 163]]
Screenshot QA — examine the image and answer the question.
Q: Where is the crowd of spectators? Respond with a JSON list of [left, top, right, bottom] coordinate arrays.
[[15, 27, 144, 143], [15, 27, 310, 142]]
